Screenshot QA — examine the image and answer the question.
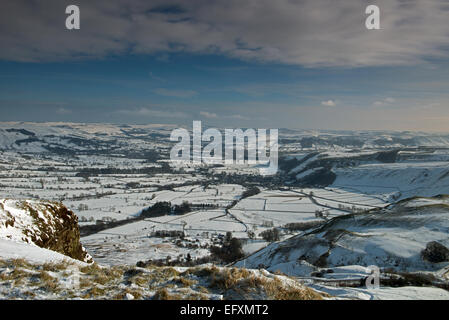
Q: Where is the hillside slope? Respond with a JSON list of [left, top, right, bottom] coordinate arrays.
[[237, 197, 449, 276], [0, 257, 323, 300], [0, 199, 92, 263]]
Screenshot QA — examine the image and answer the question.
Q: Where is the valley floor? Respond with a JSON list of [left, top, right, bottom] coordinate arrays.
[[1, 123, 449, 299]]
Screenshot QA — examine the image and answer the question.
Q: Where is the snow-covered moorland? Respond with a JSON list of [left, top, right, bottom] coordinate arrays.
[[0, 122, 449, 299]]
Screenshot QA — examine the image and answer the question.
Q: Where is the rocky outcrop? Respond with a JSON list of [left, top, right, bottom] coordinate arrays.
[[0, 199, 92, 263]]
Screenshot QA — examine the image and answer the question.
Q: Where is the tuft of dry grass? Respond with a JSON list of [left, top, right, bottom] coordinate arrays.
[[37, 270, 60, 293], [206, 267, 323, 300], [184, 293, 209, 300], [23, 290, 36, 298], [113, 288, 143, 300], [6, 258, 33, 269], [5, 268, 31, 286], [260, 277, 323, 300], [42, 260, 70, 272], [39, 270, 55, 282], [82, 286, 106, 299], [174, 277, 197, 287], [190, 265, 219, 277], [127, 275, 149, 287], [159, 267, 180, 278], [80, 263, 102, 274], [141, 267, 180, 288], [197, 286, 209, 294], [80, 263, 123, 286], [153, 288, 183, 300], [209, 267, 252, 290]]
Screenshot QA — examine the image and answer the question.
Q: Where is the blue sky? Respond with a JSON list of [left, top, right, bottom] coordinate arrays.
[[1, 0, 449, 131]]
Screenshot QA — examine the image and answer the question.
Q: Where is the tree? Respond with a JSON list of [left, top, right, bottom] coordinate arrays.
[[210, 232, 244, 263], [78, 203, 88, 211], [260, 228, 280, 242], [241, 187, 261, 199], [181, 221, 187, 234], [228, 238, 244, 260], [224, 232, 233, 245], [315, 209, 329, 220], [140, 201, 171, 218], [173, 201, 191, 215]]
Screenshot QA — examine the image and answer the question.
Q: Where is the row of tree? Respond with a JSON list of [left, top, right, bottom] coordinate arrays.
[[140, 201, 193, 218]]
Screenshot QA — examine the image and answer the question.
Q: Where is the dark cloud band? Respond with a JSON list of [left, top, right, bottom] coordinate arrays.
[[1, 0, 448, 66]]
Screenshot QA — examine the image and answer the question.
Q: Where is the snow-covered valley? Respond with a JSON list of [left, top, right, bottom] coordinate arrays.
[[0, 122, 449, 300]]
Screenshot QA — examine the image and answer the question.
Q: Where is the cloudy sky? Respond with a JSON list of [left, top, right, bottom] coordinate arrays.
[[1, 0, 449, 131]]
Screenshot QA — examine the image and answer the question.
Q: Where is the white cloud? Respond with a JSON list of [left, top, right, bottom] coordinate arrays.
[[149, 72, 165, 82], [200, 111, 218, 118], [373, 97, 396, 106], [55, 107, 72, 114], [321, 100, 336, 107], [227, 114, 249, 120], [116, 107, 187, 118]]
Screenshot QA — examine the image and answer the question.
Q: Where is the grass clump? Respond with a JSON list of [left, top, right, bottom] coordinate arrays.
[[80, 263, 102, 275], [4, 258, 33, 269], [82, 286, 106, 299], [153, 288, 182, 300], [190, 265, 219, 278], [262, 277, 323, 300], [209, 267, 252, 290], [42, 260, 70, 272], [113, 288, 143, 300], [174, 277, 197, 287], [4, 268, 31, 286], [80, 263, 123, 286], [37, 270, 60, 293], [206, 267, 323, 300], [127, 275, 149, 287]]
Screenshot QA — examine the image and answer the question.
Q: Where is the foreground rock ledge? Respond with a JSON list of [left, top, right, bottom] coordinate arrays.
[[0, 199, 92, 263]]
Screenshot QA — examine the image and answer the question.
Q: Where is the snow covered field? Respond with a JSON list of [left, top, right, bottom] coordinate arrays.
[[1, 123, 449, 299]]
